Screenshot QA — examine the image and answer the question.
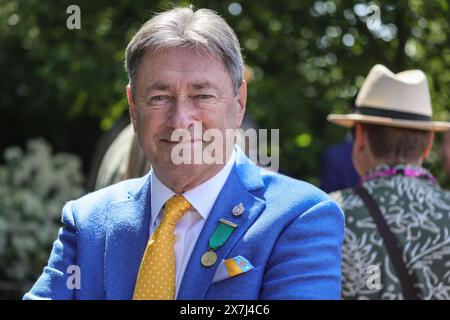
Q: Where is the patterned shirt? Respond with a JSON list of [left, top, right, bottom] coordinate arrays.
[[331, 165, 450, 300]]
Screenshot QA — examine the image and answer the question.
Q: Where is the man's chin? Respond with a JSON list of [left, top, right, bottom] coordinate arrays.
[[154, 162, 211, 185]]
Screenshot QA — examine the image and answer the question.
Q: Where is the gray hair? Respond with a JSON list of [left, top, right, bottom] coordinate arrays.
[[124, 7, 244, 99]]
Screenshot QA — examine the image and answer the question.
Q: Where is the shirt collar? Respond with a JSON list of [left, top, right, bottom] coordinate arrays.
[[361, 163, 437, 185], [367, 164, 430, 176], [150, 147, 237, 226]]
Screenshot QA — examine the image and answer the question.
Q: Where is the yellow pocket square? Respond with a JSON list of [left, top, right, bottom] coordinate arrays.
[[212, 256, 254, 283]]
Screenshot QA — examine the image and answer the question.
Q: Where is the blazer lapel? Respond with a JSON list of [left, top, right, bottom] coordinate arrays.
[[104, 175, 151, 300], [177, 151, 266, 300]]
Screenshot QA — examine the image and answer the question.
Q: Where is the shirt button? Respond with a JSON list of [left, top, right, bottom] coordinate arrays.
[[175, 235, 180, 241]]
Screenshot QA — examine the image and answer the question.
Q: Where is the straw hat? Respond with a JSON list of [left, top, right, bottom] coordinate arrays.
[[327, 64, 450, 131]]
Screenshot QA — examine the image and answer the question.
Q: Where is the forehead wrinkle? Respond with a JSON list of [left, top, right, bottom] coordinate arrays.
[[138, 48, 232, 95], [143, 77, 224, 95]]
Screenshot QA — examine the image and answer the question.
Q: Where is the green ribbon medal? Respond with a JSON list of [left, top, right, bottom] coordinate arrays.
[[201, 219, 237, 267]]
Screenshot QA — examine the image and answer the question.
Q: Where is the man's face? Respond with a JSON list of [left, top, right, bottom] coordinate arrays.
[[127, 46, 246, 187]]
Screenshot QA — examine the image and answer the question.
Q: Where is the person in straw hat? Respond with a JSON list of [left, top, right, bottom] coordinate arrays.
[[328, 64, 450, 300]]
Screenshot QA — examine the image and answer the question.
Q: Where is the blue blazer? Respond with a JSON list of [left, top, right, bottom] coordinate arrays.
[[24, 148, 344, 300]]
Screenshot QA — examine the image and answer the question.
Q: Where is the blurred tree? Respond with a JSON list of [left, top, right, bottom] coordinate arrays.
[[198, 0, 450, 186], [1, 0, 449, 187]]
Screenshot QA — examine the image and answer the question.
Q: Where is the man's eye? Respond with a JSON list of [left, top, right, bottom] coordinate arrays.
[[150, 95, 170, 104], [194, 94, 216, 101]]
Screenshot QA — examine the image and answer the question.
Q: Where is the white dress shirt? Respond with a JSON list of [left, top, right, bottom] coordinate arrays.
[[149, 149, 236, 298]]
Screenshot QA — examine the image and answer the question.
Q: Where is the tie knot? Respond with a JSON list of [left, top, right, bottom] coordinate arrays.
[[162, 195, 192, 226]]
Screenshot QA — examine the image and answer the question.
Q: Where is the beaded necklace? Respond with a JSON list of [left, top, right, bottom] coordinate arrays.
[[360, 164, 438, 185]]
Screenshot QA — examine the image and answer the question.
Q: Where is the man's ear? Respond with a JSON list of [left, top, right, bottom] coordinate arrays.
[[422, 130, 435, 160], [126, 84, 138, 133], [352, 123, 368, 176], [353, 123, 365, 152], [235, 80, 247, 127]]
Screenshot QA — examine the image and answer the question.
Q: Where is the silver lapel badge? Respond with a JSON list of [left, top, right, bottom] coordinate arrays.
[[232, 202, 245, 217]]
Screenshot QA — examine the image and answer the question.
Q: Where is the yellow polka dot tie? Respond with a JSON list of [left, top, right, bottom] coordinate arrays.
[[133, 195, 191, 300]]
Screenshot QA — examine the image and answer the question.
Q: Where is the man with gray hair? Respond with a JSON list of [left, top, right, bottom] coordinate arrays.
[[25, 7, 344, 300]]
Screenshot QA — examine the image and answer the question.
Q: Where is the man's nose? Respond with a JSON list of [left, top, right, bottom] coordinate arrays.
[[169, 95, 195, 130]]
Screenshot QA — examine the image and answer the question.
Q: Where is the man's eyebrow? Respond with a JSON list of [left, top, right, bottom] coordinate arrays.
[[191, 81, 220, 91], [145, 82, 172, 92], [143, 81, 223, 95]]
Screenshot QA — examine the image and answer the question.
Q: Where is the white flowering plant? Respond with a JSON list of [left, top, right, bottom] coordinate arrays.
[[0, 138, 84, 299]]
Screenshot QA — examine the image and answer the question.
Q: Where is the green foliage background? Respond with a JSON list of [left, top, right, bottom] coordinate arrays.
[[1, 0, 450, 298], [1, 0, 450, 185]]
